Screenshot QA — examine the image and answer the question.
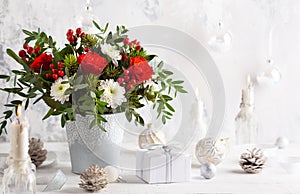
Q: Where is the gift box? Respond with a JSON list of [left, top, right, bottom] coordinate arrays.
[[136, 146, 191, 184]]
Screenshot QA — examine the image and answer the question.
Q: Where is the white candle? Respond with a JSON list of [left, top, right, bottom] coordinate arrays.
[[12, 105, 29, 161], [246, 75, 254, 105]]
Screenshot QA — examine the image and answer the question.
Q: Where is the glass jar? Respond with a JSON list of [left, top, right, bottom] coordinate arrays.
[[235, 103, 258, 145], [2, 159, 36, 194]]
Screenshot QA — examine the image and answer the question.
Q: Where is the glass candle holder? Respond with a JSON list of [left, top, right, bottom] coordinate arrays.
[[2, 158, 36, 194]]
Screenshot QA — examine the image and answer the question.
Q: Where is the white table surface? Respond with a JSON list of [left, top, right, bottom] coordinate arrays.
[[1, 142, 300, 194]]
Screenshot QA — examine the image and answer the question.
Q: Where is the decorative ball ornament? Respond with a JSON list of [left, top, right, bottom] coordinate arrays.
[[103, 166, 119, 183], [275, 136, 289, 149], [200, 163, 217, 179], [79, 164, 108, 192], [195, 137, 228, 165], [28, 137, 47, 167], [239, 148, 266, 174], [138, 123, 166, 149]]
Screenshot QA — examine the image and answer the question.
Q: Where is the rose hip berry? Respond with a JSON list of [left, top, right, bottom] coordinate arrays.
[[76, 28, 82, 35], [46, 74, 52, 79], [52, 74, 58, 80], [118, 77, 125, 84], [57, 62, 64, 69], [84, 47, 89, 52], [34, 46, 41, 53], [68, 36, 75, 43], [49, 64, 55, 69], [124, 69, 129, 75], [27, 47, 34, 54], [52, 69, 58, 74], [123, 37, 130, 45], [23, 44, 29, 50], [66, 29, 73, 37], [58, 70, 65, 77], [18, 50, 26, 57]]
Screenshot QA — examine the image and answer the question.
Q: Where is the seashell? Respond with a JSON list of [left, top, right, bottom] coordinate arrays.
[[138, 123, 166, 149], [195, 137, 228, 165]]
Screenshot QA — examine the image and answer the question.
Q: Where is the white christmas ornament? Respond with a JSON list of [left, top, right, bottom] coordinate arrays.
[[195, 137, 228, 165], [103, 166, 119, 183], [275, 136, 289, 149], [200, 163, 216, 179]]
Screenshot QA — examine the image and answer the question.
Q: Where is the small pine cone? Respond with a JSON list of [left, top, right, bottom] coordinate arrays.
[[79, 164, 108, 192], [239, 148, 267, 173], [28, 138, 47, 168]]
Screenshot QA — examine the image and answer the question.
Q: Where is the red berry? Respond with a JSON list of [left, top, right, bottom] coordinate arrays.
[[126, 84, 132, 90], [136, 45, 141, 51], [124, 75, 130, 82], [80, 32, 86, 38], [49, 64, 55, 69], [122, 54, 128, 61], [68, 36, 75, 43], [46, 74, 52, 79], [118, 77, 125, 84], [52, 69, 58, 74], [132, 40, 138, 45], [131, 79, 137, 85], [124, 69, 129, 75], [21, 57, 27, 61], [57, 62, 64, 69], [76, 28, 82, 35], [52, 74, 58, 80], [23, 44, 29, 50], [27, 47, 34, 54], [123, 37, 130, 45], [34, 46, 41, 53], [66, 29, 73, 37], [129, 42, 133, 47], [58, 70, 65, 77], [73, 36, 78, 42], [84, 47, 89, 52], [18, 50, 26, 57]]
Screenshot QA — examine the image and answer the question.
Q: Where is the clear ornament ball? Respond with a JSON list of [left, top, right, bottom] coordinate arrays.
[[103, 166, 119, 183], [200, 163, 217, 179], [275, 136, 289, 149], [208, 31, 232, 52]]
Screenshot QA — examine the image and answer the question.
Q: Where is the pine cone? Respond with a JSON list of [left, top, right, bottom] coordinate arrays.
[[239, 148, 266, 173], [28, 138, 47, 168], [79, 164, 108, 192]]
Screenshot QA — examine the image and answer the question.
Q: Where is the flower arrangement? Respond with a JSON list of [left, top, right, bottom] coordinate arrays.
[[0, 21, 186, 134]]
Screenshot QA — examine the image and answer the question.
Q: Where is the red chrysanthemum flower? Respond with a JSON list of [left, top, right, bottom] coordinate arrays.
[[30, 53, 52, 73], [80, 52, 107, 75]]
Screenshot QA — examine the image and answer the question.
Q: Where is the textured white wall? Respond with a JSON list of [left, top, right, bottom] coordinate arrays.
[[0, 0, 299, 143]]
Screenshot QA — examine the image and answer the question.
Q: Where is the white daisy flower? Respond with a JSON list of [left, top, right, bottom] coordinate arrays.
[[101, 43, 121, 66], [50, 76, 71, 104], [98, 79, 126, 109]]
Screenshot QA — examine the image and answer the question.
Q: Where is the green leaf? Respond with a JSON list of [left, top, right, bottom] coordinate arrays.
[[11, 100, 22, 105], [166, 103, 175, 112], [4, 110, 13, 119], [25, 98, 29, 110], [93, 20, 101, 30], [162, 115, 166, 124], [22, 29, 33, 36], [42, 108, 54, 120], [89, 118, 97, 129], [125, 110, 132, 122], [75, 84, 88, 90], [0, 75, 10, 79], [172, 80, 184, 85], [61, 114, 67, 128], [64, 88, 73, 95], [6, 49, 31, 72], [0, 121, 7, 131], [163, 70, 173, 75]]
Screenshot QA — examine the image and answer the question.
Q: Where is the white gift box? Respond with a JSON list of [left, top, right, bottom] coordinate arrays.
[[136, 147, 191, 184]]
